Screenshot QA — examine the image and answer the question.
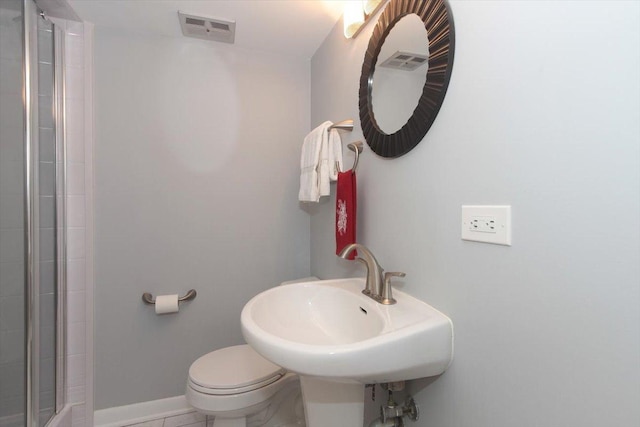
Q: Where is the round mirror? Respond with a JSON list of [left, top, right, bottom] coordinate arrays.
[[359, 0, 455, 158]]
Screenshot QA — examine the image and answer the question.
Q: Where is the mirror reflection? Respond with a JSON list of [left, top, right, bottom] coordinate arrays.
[[371, 14, 429, 134]]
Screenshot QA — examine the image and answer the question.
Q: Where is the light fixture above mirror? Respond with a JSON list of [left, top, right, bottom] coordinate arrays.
[[343, 0, 385, 38]]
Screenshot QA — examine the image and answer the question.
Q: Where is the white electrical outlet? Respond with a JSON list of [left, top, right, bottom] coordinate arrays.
[[469, 216, 497, 233], [461, 205, 511, 246]]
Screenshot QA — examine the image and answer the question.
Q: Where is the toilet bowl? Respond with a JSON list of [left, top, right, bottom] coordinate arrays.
[[186, 344, 305, 427]]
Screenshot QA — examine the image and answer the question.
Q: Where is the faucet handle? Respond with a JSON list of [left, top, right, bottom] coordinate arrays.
[[380, 272, 406, 305]]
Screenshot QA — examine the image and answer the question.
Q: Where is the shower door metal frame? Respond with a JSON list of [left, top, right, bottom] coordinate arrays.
[[23, 0, 38, 423], [23, 0, 67, 425], [53, 20, 67, 418]]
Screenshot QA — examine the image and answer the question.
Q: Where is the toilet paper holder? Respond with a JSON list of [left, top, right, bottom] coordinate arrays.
[[142, 289, 197, 305]]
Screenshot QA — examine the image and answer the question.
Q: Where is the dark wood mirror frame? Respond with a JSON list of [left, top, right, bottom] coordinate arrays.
[[359, 0, 455, 158]]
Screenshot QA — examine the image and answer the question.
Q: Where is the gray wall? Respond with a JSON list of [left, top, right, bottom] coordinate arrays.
[[310, 1, 640, 426], [94, 28, 310, 409]]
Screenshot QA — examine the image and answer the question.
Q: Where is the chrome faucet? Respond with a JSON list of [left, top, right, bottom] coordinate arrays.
[[339, 243, 383, 297], [338, 243, 405, 304]]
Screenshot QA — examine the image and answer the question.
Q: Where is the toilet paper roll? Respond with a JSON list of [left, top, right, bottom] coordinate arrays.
[[155, 294, 179, 314]]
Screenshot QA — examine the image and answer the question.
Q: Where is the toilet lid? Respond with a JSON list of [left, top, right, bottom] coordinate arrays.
[[189, 345, 285, 392]]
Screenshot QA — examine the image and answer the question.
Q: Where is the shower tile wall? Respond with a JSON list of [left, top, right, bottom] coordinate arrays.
[[62, 20, 90, 427], [44, 16, 91, 427], [0, 3, 26, 426]]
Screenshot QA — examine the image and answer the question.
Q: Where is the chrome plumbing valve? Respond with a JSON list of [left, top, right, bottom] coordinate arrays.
[[381, 394, 419, 426]]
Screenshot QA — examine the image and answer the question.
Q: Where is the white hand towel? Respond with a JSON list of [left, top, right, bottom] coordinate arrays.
[[299, 121, 332, 202], [318, 128, 343, 197], [328, 128, 343, 181]]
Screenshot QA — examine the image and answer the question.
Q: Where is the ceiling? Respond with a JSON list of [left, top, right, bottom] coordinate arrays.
[[67, 0, 347, 59]]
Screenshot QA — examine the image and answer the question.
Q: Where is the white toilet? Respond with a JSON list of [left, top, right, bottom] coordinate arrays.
[[186, 278, 317, 426], [186, 344, 305, 427]]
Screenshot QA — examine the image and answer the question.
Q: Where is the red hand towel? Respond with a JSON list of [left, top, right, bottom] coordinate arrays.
[[336, 170, 357, 259]]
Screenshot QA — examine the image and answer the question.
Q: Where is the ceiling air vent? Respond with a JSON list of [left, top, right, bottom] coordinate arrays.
[[178, 11, 236, 44], [379, 51, 429, 71]]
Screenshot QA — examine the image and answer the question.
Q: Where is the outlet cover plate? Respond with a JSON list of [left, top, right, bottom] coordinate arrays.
[[461, 205, 511, 246]]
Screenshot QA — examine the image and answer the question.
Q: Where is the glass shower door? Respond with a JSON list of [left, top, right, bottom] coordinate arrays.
[[0, 1, 63, 426], [0, 1, 27, 426]]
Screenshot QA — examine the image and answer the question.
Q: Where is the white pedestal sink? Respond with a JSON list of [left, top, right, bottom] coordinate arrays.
[[241, 278, 453, 426]]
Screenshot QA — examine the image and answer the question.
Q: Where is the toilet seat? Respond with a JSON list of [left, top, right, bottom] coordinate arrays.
[[188, 345, 286, 395]]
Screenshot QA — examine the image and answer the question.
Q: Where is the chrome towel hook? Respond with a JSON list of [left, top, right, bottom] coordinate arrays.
[[327, 119, 363, 173], [141, 289, 197, 305], [346, 141, 363, 172], [336, 141, 364, 173]]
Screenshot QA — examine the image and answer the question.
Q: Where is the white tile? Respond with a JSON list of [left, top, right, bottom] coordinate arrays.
[[65, 66, 84, 100], [39, 127, 56, 162], [67, 291, 86, 323], [38, 95, 54, 129], [66, 163, 85, 196], [38, 161, 56, 197], [67, 258, 85, 291], [65, 98, 84, 137], [0, 122, 23, 163], [38, 293, 56, 329], [0, 228, 24, 263], [0, 394, 25, 425], [71, 403, 86, 427], [0, 261, 24, 297], [67, 195, 86, 228], [0, 92, 23, 134], [0, 24, 21, 61], [0, 295, 23, 331], [67, 354, 85, 387], [37, 31, 53, 64], [65, 35, 84, 69], [39, 357, 55, 392], [40, 260, 55, 294], [0, 160, 24, 195], [66, 130, 85, 164], [0, 362, 24, 397], [66, 22, 84, 37], [0, 329, 24, 364], [39, 402, 56, 427], [66, 385, 85, 404], [39, 196, 55, 228], [39, 227, 55, 262], [0, 193, 24, 229], [67, 227, 85, 260], [0, 58, 22, 95], [38, 62, 54, 97], [179, 423, 205, 427], [67, 321, 85, 355], [0, 229, 24, 263], [163, 411, 206, 427], [40, 325, 55, 359]]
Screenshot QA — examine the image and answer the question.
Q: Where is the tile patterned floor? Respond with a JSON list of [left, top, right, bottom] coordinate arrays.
[[123, 410, 214, 427]]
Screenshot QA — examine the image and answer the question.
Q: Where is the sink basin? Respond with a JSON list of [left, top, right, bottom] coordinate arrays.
[[241, 277, 453, 383], [241, 278, 454, 427]]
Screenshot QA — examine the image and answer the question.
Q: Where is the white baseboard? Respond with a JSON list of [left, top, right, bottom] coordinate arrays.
[[94, 395, 193, 427]]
